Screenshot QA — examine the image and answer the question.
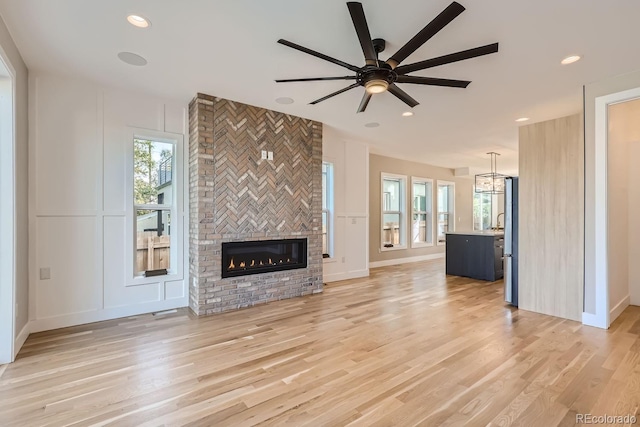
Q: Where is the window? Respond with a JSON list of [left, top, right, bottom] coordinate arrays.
[[411, 178, 433, 247], [322, 161, 333, 258], [381, 173, 406, 249], [134, 138, 175, 276], [473, 190, 493, 230], [436, 181, 455, 245]]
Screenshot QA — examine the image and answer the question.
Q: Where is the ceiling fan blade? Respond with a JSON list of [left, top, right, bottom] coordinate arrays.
[[347, 2, 378, 65], [396, 76, 471, 88], [357, 92, 372, 113], [276, 76, 357, 83], [278, 39, 360, 72], [395, 43, 499, 75], [386, 2, 465, 69], [387, 84, 419, 108], [310, 83, 361, 105]]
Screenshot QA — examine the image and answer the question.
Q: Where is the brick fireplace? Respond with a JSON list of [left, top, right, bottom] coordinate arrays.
[[188, 93, 323, 315]]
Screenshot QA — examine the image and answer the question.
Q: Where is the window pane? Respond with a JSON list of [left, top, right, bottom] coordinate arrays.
[[383, 179, 401, 211], [382, 213, 400, 245], [136, 209, 171, 274], [134, 139, 174, 205], [437, 212, 450, 236], [473, 191, 492, 230], [322, 211, 328, 255], [322, 166, 328, 210], [413, 183, 426, 212], [412, 213, 430, 243]]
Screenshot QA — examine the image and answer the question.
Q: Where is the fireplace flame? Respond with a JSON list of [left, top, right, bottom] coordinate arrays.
[[228, 255, 296, 272]]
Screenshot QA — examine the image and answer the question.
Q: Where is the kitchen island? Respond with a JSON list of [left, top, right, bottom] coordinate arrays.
[[445, 231, 504, 281]]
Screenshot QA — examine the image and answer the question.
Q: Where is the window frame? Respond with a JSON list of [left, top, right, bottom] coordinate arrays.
[[410, 177, 434, 248], [436, 180, 455, 246], [381, 172, 407, 251], [126, 128, 184, 286], [322, 161, 334, 259]]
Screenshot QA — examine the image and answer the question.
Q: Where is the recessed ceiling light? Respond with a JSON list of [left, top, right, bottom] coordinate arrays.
[[364, 122, 380, 128], [515, 117, 529, 122], [117, 52, 148, 66], [275, 97, 294, 105], [127, 14, 151, 28], [402, 111, 414, 117], [561, 55, 581, 65]]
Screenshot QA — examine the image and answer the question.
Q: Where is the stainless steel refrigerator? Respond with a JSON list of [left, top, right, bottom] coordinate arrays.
[[504, 177, 518, 306]]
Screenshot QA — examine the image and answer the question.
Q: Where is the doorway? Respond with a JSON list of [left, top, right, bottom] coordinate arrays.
[[607, 97, 640, 319], [0, 55, 15, 363], [590, 86, 640, 329]]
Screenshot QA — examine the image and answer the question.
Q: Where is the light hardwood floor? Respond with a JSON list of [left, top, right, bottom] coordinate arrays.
[[1, 260, 639, 426]]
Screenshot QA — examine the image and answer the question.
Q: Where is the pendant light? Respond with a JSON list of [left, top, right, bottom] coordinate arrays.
[[475, 152, 508, 194]]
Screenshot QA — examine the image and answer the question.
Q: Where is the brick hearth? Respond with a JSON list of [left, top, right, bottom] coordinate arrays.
[[188, 93, 323, 315]]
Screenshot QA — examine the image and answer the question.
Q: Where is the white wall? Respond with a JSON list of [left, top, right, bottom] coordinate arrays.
[[322, 126, 369, 283], [29, 72, 188, 332], [0, 13, 28, 363]]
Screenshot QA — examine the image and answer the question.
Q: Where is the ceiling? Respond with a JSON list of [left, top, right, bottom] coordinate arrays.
[[2, 0, 640, 175]]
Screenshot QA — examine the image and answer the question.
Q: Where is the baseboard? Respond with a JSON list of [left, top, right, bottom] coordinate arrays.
[[30, 297, 188, 333], [369, 253, 444, 269], [14, 322, 31, 358], [610, 295, 630, 325], [582, 311, 608, 329], [324, 269, 369, 283]]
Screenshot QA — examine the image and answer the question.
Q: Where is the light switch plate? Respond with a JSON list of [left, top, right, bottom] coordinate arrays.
[[40, 267, 51, 280], [267, 151, 273, 160]]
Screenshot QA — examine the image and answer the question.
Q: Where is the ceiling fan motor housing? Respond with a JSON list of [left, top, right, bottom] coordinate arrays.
[[357, 66, 397, 86]]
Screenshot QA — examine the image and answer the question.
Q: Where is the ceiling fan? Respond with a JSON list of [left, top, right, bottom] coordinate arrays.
[[275, 1, 499, 113]]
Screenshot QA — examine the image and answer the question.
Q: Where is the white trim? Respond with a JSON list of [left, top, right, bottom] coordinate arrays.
[[323, 269, 370, 283], [588, 87, 640, 329], [380, 244, 407, 252], [30, 297, 188, 333], [369, 252, 444, 269], [610, 295, 630, 325], [0, 47, 16, 364], [14, 322, 30, 358], [582, 312, 605, 329]]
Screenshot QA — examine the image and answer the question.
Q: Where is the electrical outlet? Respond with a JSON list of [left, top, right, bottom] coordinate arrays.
[[351, 218, 357, 224], [267, 151, 273, 160], [40, 267, 51, 280], [261, 150, 267, 160]]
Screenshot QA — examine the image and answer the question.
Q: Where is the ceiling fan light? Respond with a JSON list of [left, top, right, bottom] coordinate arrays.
[[365, 79, 389, 94]]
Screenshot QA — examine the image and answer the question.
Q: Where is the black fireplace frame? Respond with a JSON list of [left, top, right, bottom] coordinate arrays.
[[221, 238, 308, 279]]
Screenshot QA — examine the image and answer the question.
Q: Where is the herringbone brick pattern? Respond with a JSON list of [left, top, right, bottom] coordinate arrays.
[[188, 94, 323, 315], [212, 98, 316, 234]]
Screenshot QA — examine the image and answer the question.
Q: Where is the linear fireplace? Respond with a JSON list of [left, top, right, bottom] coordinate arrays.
[[221, 238, 308, 278]]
